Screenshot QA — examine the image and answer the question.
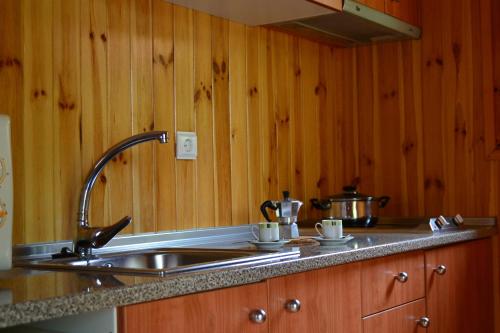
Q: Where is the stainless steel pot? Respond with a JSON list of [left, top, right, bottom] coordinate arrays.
[[310, 186, 390, 227]]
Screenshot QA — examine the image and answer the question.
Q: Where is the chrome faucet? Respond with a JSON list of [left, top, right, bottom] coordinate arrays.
[[74, 131, 169, 258]]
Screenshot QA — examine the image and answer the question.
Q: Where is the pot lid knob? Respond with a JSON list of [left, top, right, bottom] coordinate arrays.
[[342, 185, 357, 194]]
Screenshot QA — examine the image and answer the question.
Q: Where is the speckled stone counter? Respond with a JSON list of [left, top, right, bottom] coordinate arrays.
[[0, 224, 496, 328]]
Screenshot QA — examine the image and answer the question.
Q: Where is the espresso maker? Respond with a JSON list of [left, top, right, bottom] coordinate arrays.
[[260, 191, 303, 239]]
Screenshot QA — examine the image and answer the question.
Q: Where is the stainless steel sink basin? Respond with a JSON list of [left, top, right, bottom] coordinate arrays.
[[18, 248, 299, 276]]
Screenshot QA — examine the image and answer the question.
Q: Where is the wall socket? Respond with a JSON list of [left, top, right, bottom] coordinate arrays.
[[176, 131, 197, 160]]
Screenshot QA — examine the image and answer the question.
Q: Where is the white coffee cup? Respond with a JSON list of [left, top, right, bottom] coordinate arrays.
[[315, 219, 343, 239], [252, 222, 279, 242]]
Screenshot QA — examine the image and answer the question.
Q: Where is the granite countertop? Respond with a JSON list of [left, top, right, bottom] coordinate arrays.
[[0, 222, 496, 328]]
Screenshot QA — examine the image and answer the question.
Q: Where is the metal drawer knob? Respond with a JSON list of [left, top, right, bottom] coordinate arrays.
[[394, 272, 409, 283], [249, 309, 267, 324], [285, 299, 301, 313], [417, 316, 430, 328], [434, 265, 447, 275]]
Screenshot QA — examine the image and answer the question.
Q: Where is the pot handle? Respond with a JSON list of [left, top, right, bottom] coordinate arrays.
[[378, 196, 390, 208], [310, 198, 332, 211], [260, 200, 279, 222]]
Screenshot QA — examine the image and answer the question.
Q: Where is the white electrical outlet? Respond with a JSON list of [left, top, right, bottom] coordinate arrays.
[[176, 131, 197, 160]]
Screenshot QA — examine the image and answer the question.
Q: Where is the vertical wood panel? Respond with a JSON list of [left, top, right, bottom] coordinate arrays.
[[23, 0, 55, 243], [337, 49, 358, 188], [271, 31, 291, 196], [421, 0, 446, 215], [212, 16, 232, 226], [259, 28, 279, 204], [107, 0, 133, 230], [174, 6, 196, 230], [319, 45, 334, 196], [375, 43, 403, 215], [400, 41, 424, 215], [152, 0, 176, 231], [246, 26, 263, 223], [0, 0, 24, 244], [471, 0, 494, 216], [80, 0, 110, 230], [229, 22, 249, 225], [53, 0, 82, 240], [194, 11, 215, 228], [131, 0, 155, 233], [290, 36, 306, 219], [355, 46, 376, 195], [300, 39, 320, 219]]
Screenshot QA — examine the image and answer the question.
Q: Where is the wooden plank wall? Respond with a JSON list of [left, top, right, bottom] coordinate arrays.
[[0, 0, 498, 244]]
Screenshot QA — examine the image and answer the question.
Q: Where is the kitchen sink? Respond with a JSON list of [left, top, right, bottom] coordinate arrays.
[[17, 248, 299, 276]]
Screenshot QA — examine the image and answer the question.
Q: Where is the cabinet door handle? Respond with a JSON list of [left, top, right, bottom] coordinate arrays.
[[417, 316, 430, 328], [394, 272, 409, 283], [434, 265, 447, 275], [249, 309, 267, 324], [285, 299, 301, 313]]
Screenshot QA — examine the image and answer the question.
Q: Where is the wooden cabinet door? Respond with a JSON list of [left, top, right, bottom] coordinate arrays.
[[268, 262, 362, 333], [118, 282, 269, 333], [425, 238, 493, 333], [385, 0, 420, 26], [363, 299, 427, 333], [361, 251, 425, 316]]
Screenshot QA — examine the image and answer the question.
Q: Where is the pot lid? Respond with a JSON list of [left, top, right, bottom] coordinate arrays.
[[327, 186, 375, 201]]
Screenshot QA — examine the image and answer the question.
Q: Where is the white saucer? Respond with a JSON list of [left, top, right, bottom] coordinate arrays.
[[313, 235, 354, 246], [249, 240, 289, 249]]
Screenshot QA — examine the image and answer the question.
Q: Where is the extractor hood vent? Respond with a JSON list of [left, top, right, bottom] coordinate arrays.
[[269, 0, 420, 47]]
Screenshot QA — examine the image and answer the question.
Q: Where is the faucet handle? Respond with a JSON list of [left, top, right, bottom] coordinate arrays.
[[92, 216, 132, 248]]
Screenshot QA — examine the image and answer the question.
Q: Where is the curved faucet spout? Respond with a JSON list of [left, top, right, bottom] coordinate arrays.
[[74, 131, 168, 258]]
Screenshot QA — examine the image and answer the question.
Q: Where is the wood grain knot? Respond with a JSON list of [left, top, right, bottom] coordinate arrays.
[[424, 177, 445, 190], [194, 89, 201, 103], [494, 86, 499, 94], [295, 168, 301, 176], [295, 68, 301, 77], [212, 61, 220, 75], [402, 141, 415, 154], [434, 178, 444, 189], [100, 174, 107, 184], [89, 31, 95, 40], [221, 61, 227, 73], [157, 53, 173, 69], [316, 177, 326, 188], [100, 33, 107, 42], [249, 86, 258, 97], [58, 100, 76, 111], [206, 89, 212, 101], [435, 57, 444, 66], [33, 89, 47, 98], [454, 126, 467, 137], [0, 58, 22, 69], [280, 116, 290, 124]]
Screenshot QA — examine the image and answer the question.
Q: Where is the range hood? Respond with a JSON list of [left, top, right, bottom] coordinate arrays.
[[269, 0, 421, 47], [166, 0, 420, 47]]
